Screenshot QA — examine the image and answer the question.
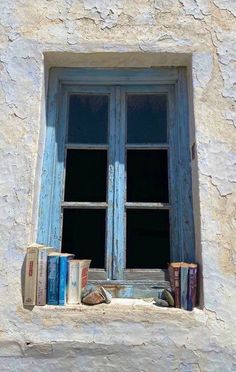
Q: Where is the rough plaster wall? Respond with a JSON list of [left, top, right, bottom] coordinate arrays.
[[0, 0, 235, 370]]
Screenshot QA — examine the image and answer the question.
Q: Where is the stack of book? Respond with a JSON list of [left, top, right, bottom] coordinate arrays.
[[24, 243, 91, 306], [168, 262, 198, 311]]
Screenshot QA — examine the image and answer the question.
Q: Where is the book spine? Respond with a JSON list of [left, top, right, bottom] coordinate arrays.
[[81, 267, 89, 289], [59, 256, 68, 305], [67, 263, 79, 304], [180, 267, 189, 310], [36, 248, 48, 306], [47, 255, 59, 305], [24, 247, 38, 306], [188, 267, 198, 311], [174, 267, 180, 308], [77, 266, 89, 304], [168, 265, 175, 292]]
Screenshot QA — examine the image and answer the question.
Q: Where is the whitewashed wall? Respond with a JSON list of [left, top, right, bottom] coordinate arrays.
[[0, 1, 235, 370]]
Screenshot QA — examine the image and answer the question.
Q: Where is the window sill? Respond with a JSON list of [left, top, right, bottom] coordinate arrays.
[[30, 298, 201, 317]]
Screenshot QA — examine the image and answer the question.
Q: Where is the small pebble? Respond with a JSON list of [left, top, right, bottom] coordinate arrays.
[[82, 290, 104, 305], [153, 298, 169, 307]]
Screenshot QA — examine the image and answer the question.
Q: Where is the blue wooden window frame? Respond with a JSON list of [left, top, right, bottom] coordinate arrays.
[[37, 68, 195, 297]]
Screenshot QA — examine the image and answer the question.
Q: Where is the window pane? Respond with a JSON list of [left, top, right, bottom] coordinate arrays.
[[64, 150, 107, 202], [127, 94, 167, 143], [126, 210, 170, 269], [68, 95, 108, 144], [127, 150, 169, 202], [62, 209, 106, 269]]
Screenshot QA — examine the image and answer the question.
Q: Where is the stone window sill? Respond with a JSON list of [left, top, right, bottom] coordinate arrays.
[[31, 298, 202, 319]]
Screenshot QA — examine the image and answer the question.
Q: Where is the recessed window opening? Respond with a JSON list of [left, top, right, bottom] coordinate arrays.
[[38, 68, 195, 298]]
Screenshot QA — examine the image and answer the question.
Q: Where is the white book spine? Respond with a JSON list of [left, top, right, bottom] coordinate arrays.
[[24, 246, 39, 306], [67, 262, 80, 304], [36, 248, 48, 306]]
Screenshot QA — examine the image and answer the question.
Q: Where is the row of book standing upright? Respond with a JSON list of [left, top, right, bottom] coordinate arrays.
[[24, 244, 91, 306], [24, 244, 198, 310], [168, 262, 198, 311]]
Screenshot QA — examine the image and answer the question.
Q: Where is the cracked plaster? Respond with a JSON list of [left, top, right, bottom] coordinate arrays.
[[213, 0, 236, 16], [179, 0, 210, 20], [0, 0, 236, 370], [83, 0, 124, 29], [192, 52, 213, 89]]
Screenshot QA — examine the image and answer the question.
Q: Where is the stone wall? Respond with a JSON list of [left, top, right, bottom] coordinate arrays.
[[0, 0, 235, 370]]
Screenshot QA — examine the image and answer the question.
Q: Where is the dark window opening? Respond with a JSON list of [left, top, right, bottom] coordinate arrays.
[[64, 149, 107, 202], [62, 209, 106, 268], [68, 95, 108, 144], [127, 150, 169, 203], [126, 209, 170, 269], [127, 94, 167, 144]]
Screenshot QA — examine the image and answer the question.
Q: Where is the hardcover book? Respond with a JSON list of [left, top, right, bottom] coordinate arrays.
[[180, 263, 189, 310], [187, 263, 198, 311], [36, 246, 54, 306], [67, 260, 91, 304], [24, 243, 44, 306], [168, 262, 181, 308], [47, 253, 60, 305], [58, 253, 75, 305]]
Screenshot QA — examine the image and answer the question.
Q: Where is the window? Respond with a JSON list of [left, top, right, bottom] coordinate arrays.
[[38, 68, 195, 298]]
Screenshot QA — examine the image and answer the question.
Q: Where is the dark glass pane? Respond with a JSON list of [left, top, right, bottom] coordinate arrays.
[[127, 94, 167, 143], [127, 150, 169, 202], [126, 210, 170, 269], [62, 209, 106, 268], [68, 95, 108, 143], [65, 150, 107, 202]]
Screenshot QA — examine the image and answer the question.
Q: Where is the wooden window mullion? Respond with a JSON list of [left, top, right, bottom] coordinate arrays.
[[106, 87, 116, 279], [112, 87, 126, 280]]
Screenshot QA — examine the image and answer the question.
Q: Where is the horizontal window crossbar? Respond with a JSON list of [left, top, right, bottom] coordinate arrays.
[[88, 280, 170, 287], [126, 144, 169, 149], [66, 144, 108, 150], [62, 202, 170, 209], [125, 202, 170, 209], [62, 202, 108, 209]]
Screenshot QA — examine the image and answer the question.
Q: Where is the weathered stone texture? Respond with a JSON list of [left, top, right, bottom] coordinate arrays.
[[0, 0, 235, 370]]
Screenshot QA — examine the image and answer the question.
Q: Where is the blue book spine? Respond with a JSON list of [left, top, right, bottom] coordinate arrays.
[[59, 256, 68, 305], [47, 255, 59, 305], [180, 266, 189, 310]]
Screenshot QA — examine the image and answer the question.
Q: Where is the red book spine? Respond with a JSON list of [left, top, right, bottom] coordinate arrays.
[[173, 267, 180, 308], [188, 266, 198, 311], [81, 267, 89, 289]]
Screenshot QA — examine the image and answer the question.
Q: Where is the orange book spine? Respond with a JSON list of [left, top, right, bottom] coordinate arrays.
[[168, 263, 180, 308]]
